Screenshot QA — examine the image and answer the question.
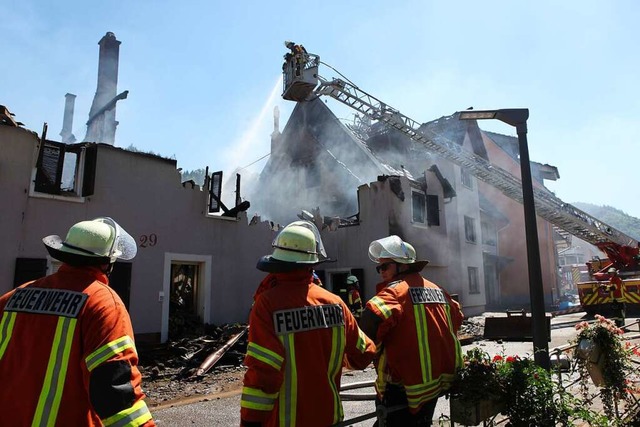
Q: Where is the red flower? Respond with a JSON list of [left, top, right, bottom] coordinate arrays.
[[493, 355, 503, 362], [506, 356, 516, 363]]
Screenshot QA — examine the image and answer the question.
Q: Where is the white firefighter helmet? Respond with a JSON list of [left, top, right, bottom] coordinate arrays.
[[257, 220, 330, 272], [608, 267, 618, 274], [43, 217, 137, 266], [368, 235, 430, 273], [346, 275, 359, 285], [368, 235, 416, 264]]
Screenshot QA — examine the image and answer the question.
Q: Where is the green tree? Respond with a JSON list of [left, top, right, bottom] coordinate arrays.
[[573, 202, 640, 241]]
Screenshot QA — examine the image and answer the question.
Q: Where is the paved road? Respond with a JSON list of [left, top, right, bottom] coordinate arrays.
[[152, 312, 636, 426]]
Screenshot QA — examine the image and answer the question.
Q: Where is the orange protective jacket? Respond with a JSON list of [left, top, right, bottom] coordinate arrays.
[[365, 272, 463, 413], [347, 288, 363, 318], [610, 276, 625, 301], [241, 271, 376, 427], [0, 264, 155, 427]]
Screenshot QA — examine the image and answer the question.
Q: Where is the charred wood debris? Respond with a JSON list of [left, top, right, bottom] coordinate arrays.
[[137, 312, 482, 393], [137, 314, 249, 404]]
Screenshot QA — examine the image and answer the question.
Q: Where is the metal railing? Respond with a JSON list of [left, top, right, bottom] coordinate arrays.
[[336, 320, 640, 426]]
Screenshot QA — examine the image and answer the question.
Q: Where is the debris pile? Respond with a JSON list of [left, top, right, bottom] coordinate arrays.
[[139, 317, 484, 406], [458, 316, 485, 344], [138, 323, 248, 406]]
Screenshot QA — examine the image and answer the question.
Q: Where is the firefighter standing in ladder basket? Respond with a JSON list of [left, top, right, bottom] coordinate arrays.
[[284, 40, 308, 77]]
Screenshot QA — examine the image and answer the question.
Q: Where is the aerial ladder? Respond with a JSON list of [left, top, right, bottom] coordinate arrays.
[[281, 44, 640, 315]]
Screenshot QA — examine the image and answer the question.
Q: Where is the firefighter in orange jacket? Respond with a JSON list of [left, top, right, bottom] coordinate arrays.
[[603, 267, 626, 327], [360, 235, 463, 426], [346, 275, 363, 320], [240, 221, 376, 427], [0, 217, 155, 427]]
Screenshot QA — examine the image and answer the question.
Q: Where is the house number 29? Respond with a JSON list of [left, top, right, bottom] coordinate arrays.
[[139, 234, 158, 248]]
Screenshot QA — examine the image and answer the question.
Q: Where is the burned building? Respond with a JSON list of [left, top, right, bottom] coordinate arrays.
[[253, 99, 562, 314], [0, 109, 278, 343]]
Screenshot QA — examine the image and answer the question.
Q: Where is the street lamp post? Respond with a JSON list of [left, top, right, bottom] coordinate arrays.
[[458, 108, 550, 370]]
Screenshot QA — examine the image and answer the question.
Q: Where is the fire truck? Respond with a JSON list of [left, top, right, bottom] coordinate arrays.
[[280, 42, 639, 314], [577, 242, 640, 315]]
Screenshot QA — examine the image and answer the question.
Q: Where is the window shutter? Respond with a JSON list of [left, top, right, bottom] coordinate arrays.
[[35, 140, 65, 194], [426, 195, 440, 226], [209, 171, 223, 213], [13, 258, 48, 288], [109, 262, 132, 309], [81, 144, 98, 196]]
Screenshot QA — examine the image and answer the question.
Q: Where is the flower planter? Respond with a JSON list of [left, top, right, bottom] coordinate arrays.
[[576, 338, 605, 386], [450, 398, 504, 426]]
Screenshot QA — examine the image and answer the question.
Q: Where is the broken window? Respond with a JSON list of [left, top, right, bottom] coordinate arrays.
[[34, 142, 97, 197], [412, 191, 440, 226], [464, 216, 477, 243], [411, 190, 426, 223], [468, 266, 480, 294], [461, 168, 473, 189]]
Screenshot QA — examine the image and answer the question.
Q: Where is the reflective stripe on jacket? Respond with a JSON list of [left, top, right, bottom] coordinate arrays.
[[241, 270, 376, 427], [0, 264, 154, 427], [366, 272, 463, 413]]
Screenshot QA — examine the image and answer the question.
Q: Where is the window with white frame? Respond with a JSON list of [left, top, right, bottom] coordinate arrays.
[[464, 216, 477, 243], [468, 266, 480, 294]]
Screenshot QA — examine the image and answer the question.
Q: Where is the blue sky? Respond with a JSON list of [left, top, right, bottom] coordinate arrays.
[[3, 0, 640, 218]]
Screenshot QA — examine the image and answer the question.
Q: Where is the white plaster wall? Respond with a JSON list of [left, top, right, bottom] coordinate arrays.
[[1, 128, 275, 340]]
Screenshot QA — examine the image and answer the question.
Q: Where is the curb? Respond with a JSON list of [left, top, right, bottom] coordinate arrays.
[[550, 306, 584, 316]]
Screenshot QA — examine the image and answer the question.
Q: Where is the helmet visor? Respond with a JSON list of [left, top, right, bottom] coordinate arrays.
[[368, 235, 415, 263], [94, 217, 137, 260]]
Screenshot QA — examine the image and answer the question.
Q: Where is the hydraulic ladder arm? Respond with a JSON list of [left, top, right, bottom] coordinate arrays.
[[280, 47, 636, 247]]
